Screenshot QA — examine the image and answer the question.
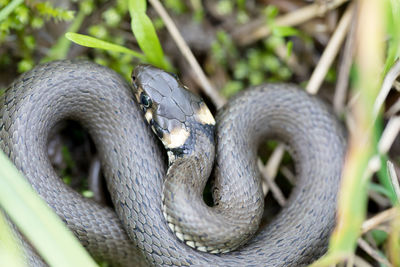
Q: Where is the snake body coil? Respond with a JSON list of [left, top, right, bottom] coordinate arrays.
[[0, 60, 346, 266]]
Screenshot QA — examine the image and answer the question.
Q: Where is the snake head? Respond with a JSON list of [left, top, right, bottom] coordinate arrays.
[[131, 65, 215, 160]]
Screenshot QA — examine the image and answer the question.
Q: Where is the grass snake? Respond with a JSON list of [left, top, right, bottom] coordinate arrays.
[[0, 60, 346, 266]]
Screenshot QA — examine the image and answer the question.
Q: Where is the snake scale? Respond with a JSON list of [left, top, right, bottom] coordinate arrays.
[[0, 60, 346, 266]]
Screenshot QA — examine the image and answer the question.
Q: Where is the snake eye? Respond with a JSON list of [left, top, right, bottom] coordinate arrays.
[[140, 93, 152, 108]]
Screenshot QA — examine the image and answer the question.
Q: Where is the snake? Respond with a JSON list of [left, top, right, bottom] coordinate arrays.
[[0, 60, 346, 266]]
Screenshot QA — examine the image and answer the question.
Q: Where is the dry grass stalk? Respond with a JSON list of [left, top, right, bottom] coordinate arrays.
[[258, 145, 287, 206], [378, 117, 400, 154], [306, 4, 354, 94], [357, 238, 392, 266], [373, 60, 400, 118], [353, 255, 373, 267], [361, 207, 397, 234], [387, 161, 400, 201], [333, 5, 357, 114]]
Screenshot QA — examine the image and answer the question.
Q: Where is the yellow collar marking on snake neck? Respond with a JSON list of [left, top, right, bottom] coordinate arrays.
[[163, 127, 190, 149], [145, 109, 153, 123], [195, 102, 216, 125]]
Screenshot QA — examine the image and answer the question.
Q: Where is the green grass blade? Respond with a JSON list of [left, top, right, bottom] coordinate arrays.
[[0, 0, 23, 22], [378, 154, 398, 204], [388, 207, 400, 265], [369, 182, 393, 199], [0, 212, 25, 267], [383, 0, 400, 74], [0, 151, 97, 267], [66, 32, 146, 61], [128, 0, 170, 69]]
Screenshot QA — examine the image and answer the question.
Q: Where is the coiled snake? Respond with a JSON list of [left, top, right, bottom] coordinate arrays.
[[0, 60, 346, 266]]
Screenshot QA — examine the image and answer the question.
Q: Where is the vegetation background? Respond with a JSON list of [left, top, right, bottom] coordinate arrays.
[[0, 0, 399, 266]]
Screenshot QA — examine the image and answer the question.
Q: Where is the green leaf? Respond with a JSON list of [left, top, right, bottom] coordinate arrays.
[[286, 40, 293, 58], [0, 151, 97, 267], [129, 0, 146, 13], [371, 229, 388, 246], [81, 190, 94, 198], [377, 151, 397, 204], [383, 0, 400, 74], [17, 58, 34, 73], [65, 32, 146, 60], [128, 0, 169, 69], [264, 5, 278, 20], [34, 2, 74, 21], [221, 81, 243, 98], [0, 0, 23, 22], [272, 26, 300, 37], [216, 0, 233, 15], [369, 182, 393, 199]]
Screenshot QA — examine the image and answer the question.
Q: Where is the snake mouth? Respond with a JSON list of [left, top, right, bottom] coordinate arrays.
[[132, 85, 143, 104]]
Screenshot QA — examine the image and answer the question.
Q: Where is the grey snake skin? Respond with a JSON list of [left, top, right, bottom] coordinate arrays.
[[0, 60, 346, 266]]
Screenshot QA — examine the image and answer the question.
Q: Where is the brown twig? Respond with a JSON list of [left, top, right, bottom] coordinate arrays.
[[385, 98, 400, 117], [345, 255, 354, 267], [378, 117, 400, 154], [357, 238, 392, 266], [353, 255, 374, 267], [394, 81, 400, 91], [306, 3, 354, 94], [361, 207, 397, 234], [373, 60, 400, 118], [379, 59, 400, 118], [279, 166, 295, 185], [368, 190, 391, 208], [387, 161, 400, 201], [333, 4, 357, 114], [257, 144, 287, 206]]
